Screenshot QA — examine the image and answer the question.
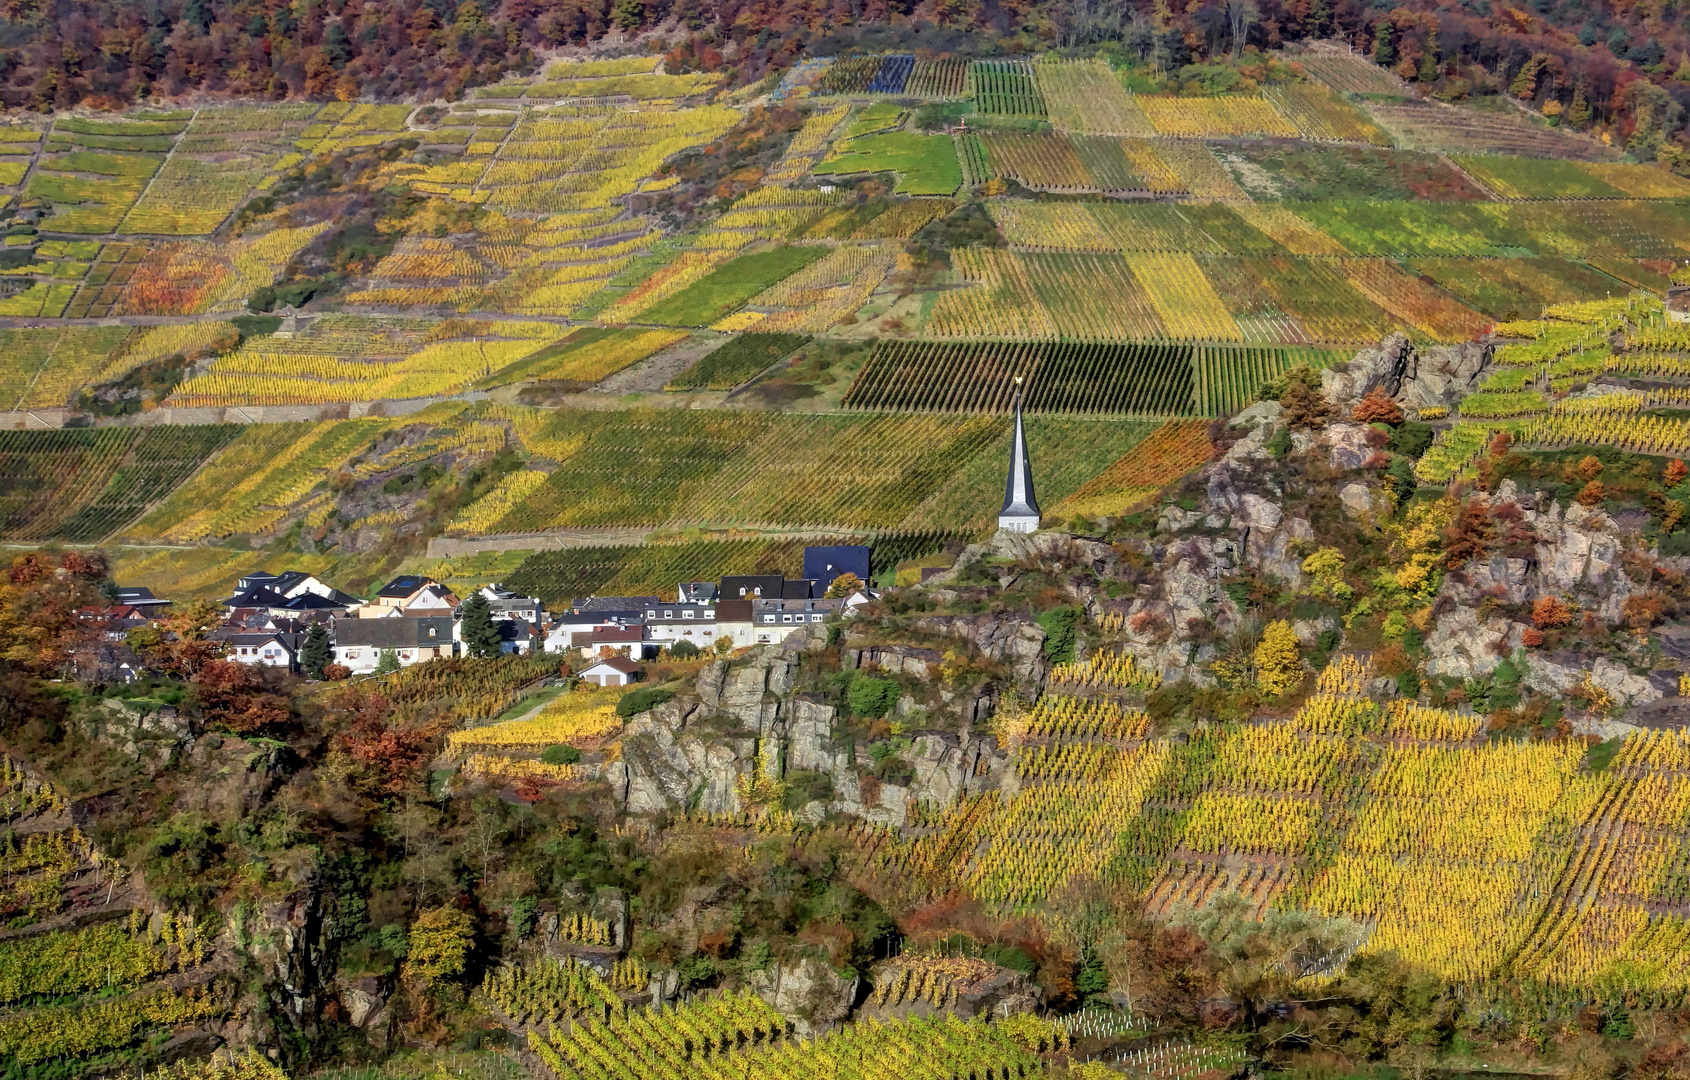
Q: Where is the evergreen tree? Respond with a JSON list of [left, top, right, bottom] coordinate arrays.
[[460, 593, 501, 658], [300, 623, 331, 680], [374, 649, 401, 675]]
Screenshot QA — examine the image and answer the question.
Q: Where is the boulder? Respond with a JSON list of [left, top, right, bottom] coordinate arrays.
[[1424, 609, 1524, 680], [748, 958, 859, 1035], [1326, 423, 1374, 471], [1590, 657, 1663, 708], [1338, 482, 1376, 519]]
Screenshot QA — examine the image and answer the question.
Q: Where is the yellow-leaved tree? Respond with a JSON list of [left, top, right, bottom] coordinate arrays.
[[402, 906, 474, 988], [1254, 620, 1304, 696]]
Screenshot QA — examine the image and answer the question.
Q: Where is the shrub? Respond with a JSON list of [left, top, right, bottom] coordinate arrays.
[[668, 640, 700, 659], [1532, 595, 1573, 629], [1396, 669, 1421, 698], [847, 676, 900, 719], [1037, 606, 1078, 664], [1577, 479, 1606, 506], [616, 686, 674, 717], [541, 744, 581, 766]]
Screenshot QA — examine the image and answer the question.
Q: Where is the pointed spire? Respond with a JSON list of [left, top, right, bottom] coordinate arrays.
[[998, 377, 1040, 533]]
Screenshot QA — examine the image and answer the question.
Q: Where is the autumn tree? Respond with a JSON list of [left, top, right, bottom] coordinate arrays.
[[824, 572, 865, 599], [1442, 498, 1496, 568], [0, 552, 108, 676], [1665, 459, 1688, 487], [1351, 387, 1403, 425], [191, 659, 292, 734], [1577, 479, 1607, 507], [402, 905, 474, 987], [1254, 620, 1303, 696], [1279, 366, 1329, 430], [128, 599, 225, 678], [335, 688, 447, 794]]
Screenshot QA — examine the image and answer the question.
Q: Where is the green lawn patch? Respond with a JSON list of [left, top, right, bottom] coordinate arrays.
[[666, 333, 811, 391], [813, 132, 961, 196], [638, 247, 831, 328]]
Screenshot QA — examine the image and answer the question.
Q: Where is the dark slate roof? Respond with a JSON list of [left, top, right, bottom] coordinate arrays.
[[780, 579, 816, 600], [225, 585, 289, 608], [280, 592, 351, 611], [719, 575, 784, 600], [333, 616, 454, 648], [584, 656, 640, 675], [679, 582, 718, 604], [377, 575, 433, 598], [803, 545, 870, 589]]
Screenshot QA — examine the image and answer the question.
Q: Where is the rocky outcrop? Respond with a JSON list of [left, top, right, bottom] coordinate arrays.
[[748, 958, 859, 1035], [83, 698, 194, 764], [1322, 333, 1490, 414], [1438, 484, 1640, 623], [1423, 609, 1526, 680], [233, 886, 336, 1046], [900, 615, 1049, 688], [605, 650, 1010, 826]]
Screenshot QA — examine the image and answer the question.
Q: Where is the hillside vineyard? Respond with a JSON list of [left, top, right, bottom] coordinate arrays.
[[6, 29, 1690, 1080]]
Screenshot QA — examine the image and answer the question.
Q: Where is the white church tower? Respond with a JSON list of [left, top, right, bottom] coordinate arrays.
[[998, 378, 1040, 534]]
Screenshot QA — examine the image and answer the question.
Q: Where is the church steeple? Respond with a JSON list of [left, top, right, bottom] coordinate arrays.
[[998, 378, 1040, 534]]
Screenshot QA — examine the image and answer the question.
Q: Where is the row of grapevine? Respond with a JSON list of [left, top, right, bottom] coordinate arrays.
[[845, 340, 1349, 418]]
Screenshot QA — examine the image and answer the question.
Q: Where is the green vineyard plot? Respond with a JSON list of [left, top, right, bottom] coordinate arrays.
[[844, 339, 1351, 418], [0, 426, 240, 542]]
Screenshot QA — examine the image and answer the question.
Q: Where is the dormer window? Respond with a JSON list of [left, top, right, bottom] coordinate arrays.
[[738, 587, 747, 597], [427, 626, 436, 638], [753, 587, 762, 596]]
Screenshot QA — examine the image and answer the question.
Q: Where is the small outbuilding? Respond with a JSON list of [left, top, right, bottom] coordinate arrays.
[[579, 657, 641, 687]]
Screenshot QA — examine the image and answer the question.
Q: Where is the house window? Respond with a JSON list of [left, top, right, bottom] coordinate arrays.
[[781, 614, 792, 623], [683, 610, 694, 619], [663, 610, 673, 618], [704, 611, 714, 619], [811, 615, 823, 623]]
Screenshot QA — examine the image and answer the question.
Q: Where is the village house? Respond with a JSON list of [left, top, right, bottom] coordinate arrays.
[[644, 598, 757, 652], [357, 576, 460, 618], [76, 604, 150, 640], [579, 656, 641, 687], [332, 615, 456, 673], [752, 596, 844, 643], [541, 596, 653, 654], [476, 584, 544, 625], [215, 630, 299, 671]]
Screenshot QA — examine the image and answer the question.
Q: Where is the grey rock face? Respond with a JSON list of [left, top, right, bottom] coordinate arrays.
[[1423, 608, 1525, 680], [748, 958, 859, 1036]]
